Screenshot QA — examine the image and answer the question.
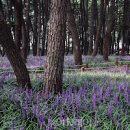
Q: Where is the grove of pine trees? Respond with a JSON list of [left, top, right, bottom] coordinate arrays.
[[0, 0, 130, 93]]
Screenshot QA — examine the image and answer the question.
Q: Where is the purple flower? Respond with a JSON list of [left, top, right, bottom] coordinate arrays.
[[12, 116, 15, 130], [60, 109, 64, 121], [99, 87, 103, 101], [25, 97, 29, 114], [18, 117, 21, 130], [83, 98, 87, 111], [92, 93, 96, 109], [21, 123, 24, 130], [55, 95, 59, 104], [48, 115, 53, 129], [118, 84, 122, 93], [72, 103, 75, 116], [76, 95, 81, 109], [69, 125, 73, 130], [124, 86, 129, 102], [108, 102, 113, 117], [33, 105, 37, 115], [67, 96, 71, 109], [37, 104, 41, 116]]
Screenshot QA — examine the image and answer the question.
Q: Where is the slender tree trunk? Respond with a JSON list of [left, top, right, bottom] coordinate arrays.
[[103, 0, 115, 61], [37, 0, 41, 56], [41, 0, 51, 56], [32, 0, 38, 56], [92, 0, 104, 56], [13, 0, 22, 51], [44, 0, 67, 94], [99, 1, 107, 55], [41, 0, 45, 56], [21, 21, 28, 62], [80, 0, 89, 55], [122, 0, 130, 53], [0, 6, 31, 89], [67, 0, 82, 65], [88, 0, 98, 55], [25, 0, 30, 55]]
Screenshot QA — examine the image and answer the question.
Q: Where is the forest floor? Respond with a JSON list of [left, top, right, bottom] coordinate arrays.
[[0, 55, 130, 130]]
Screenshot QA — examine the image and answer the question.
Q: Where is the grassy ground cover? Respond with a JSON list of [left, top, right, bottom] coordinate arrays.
[[0, 55, 130, 130]]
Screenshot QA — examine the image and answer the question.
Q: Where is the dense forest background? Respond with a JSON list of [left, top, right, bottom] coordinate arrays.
[[0, 0, 130, 91], [0, 0, 130, 60]]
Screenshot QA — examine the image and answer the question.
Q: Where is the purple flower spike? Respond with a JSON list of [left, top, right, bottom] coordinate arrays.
[[76, 96, 81, 109], [12, 115, 15, 130], [25, 97, 28, 114], [69, 125, 73, 130], [92, 93, 96, 109], [105, 87, 110, 98], [118, 84, 122, 93], [99, 88, 103, 101], [48, 115, 53, 130], [33, 105, 37, 115], [108, 102, 113, 117], [124, 86, 129, 102]]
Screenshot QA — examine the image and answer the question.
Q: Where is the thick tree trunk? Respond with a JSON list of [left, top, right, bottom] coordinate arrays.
[[103, 0, 115, 61], [0, 9, 31, 89], [92, 0, 104, 56], [44, 0, 66, 94], [10, 0, 28, 62], [67, 0, 82, 65]]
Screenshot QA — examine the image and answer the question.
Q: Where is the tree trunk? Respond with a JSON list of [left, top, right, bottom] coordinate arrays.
[[41, 0, 51, 56], [0, 8, 31, 89], [122, 0, 130, 53], [25, 0, 30, 56], [37, 0, 41, 56], [92, 0, 104, 56], [88, 0, 98, 55], [21, 21, 28, 62], [13, 0, 22, 51], [80, 0, 89, 55], [10, 0, 28, 62], [103, 0, 115, 61], [32, 0, 38, 56], [67, 0, 82, 66], [44, 0, 66, 94]]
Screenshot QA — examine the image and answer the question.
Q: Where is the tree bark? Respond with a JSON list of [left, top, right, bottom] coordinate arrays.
[[67, 0, 82, 65], [37, 0, 41, 56], [88, 0, 98, 55], [32, 0, 38, 56], [44, 0, 67, 94], [122, 0, 130, 53], [0, 6, 31, 89], [13, 0, 22, 51], [25, 0, 30, 56], [103, 0, 115, 61], [92, 0, 104, 56], [10, 0, 28, 62], [21, 21, 28, 62]]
